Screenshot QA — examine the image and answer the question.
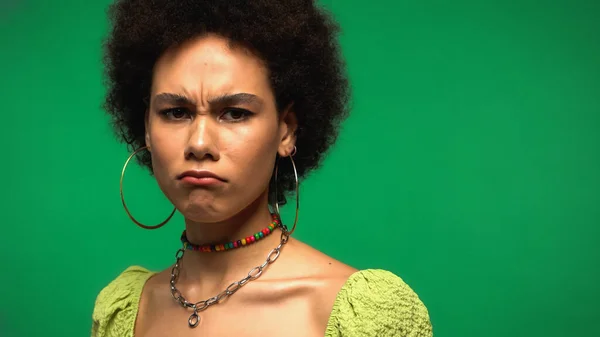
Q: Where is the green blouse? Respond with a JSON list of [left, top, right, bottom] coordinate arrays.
[[91, 266, 432, 337]]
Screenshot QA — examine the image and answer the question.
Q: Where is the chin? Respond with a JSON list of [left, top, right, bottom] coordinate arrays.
[[178, 200, 220, 222]]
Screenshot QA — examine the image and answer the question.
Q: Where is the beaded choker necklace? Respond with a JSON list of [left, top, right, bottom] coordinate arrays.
[[180, 213, 281, 252]]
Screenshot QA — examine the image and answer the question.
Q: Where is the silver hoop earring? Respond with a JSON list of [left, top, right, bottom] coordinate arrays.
[[274, 146, 299, 237]]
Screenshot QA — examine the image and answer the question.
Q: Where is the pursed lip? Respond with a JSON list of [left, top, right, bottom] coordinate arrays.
[[177, 170, 226, 182]]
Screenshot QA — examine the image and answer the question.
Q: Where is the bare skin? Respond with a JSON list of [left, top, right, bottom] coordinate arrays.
[[134, 34, 357, 336]]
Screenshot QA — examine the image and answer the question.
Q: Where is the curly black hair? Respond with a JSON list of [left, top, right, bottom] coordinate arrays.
[[103, 0, 350, 202]]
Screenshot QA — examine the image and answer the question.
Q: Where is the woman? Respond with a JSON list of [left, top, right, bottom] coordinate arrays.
[[92, 0, 432, 336]]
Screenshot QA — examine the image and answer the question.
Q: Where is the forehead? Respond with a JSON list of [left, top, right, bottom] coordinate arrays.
[[151, 35, 272, 99]]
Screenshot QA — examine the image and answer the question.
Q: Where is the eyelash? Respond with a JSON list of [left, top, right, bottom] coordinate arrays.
[[158, 108, 254, 122], [221, 108, 254, 122], [158, 108, 191, 120]]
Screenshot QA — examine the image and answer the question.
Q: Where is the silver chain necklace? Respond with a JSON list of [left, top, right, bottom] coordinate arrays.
[[170, 225, 290, 328]]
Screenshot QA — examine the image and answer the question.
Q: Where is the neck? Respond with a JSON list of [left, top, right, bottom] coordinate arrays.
[[176, 193, 282, 290]]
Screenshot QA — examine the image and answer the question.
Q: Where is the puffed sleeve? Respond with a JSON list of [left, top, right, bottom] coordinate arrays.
[[91, 266, 153, 337], [325, 269, 432, 337]]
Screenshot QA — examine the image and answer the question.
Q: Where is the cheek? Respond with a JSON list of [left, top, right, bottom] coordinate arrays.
[[150, 149, 171, 176], [148, 125, 184, 184], [228, 132, 278, 183], [148, 121, 185, 160], [150, 147, 175, 193]]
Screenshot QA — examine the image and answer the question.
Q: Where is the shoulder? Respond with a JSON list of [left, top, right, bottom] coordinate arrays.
[[91, 266, 154, 337], [325, 269, 432, 337]]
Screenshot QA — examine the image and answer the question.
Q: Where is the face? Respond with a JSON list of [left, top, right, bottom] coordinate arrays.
[[145, 34, 296, 223]]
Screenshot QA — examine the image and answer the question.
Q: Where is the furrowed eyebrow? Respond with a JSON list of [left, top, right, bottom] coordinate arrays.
[[151, 93, 196, 106], [151, 92, 263, 108], [207, 93, 263, 107]]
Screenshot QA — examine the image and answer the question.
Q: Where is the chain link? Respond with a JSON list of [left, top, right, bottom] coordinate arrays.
[[170, 227, 289, 328]]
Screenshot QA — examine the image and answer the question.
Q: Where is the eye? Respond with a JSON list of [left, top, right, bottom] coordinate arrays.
[[220, 108, 253, 122], [159, 108, 192, 120]]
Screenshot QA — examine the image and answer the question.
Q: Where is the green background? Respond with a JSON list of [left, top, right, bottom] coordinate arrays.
[[1, 0, 598, 336]]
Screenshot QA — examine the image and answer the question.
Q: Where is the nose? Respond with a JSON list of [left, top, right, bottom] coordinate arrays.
[[184, 116, 220, 161]]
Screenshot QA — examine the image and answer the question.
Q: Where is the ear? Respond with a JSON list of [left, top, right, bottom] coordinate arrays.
[[277, 103, 297, 157], [144, 109, 151, 151]]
